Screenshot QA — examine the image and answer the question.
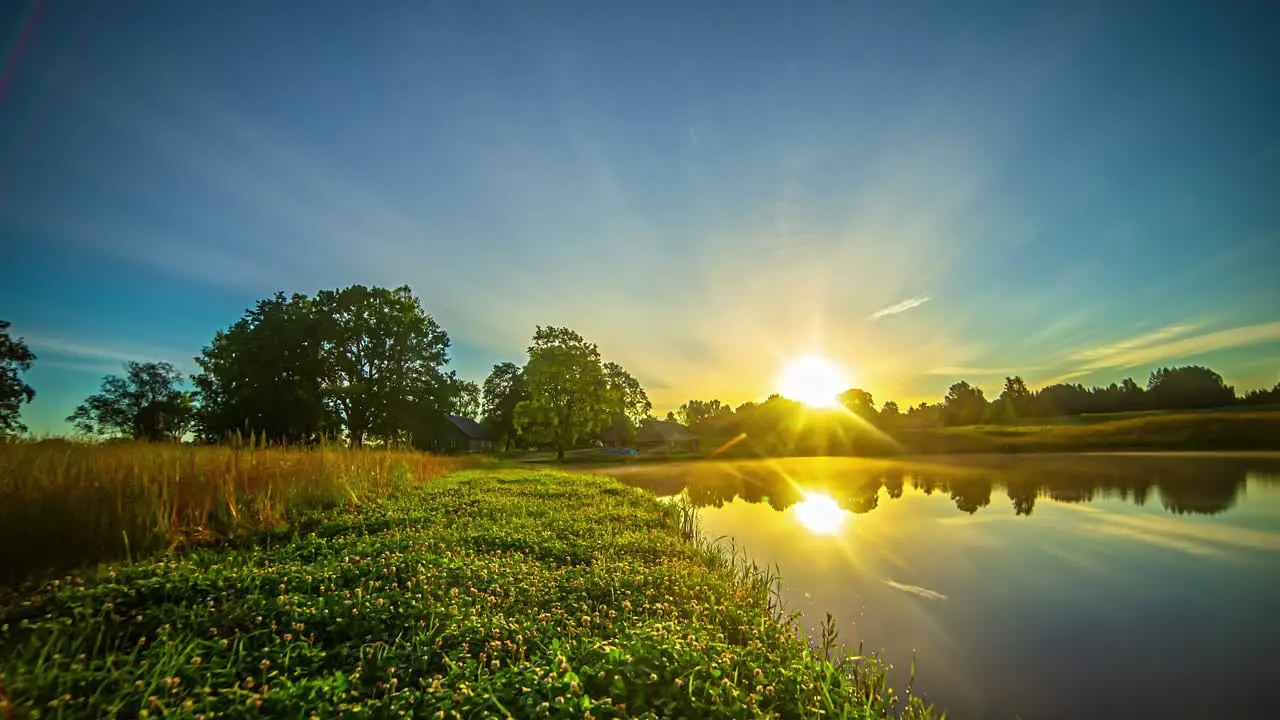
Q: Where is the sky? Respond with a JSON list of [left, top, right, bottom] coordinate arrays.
[[1, 0, 1278, 434]]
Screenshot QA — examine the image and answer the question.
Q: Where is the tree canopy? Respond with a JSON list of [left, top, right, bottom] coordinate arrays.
[[837, 388, 876, 420], [515, 326, 649, 460], [0, 320, 36, 435], [192, 285, 471, 448], [193, 293, 331, 444], [314, 285, 459, 447], [675, 399, 732, 432], [68, 362, 192, 441], [1146, 365, 1236, 410], [942, 381, 988, 426], [481, 362, 529, 451]]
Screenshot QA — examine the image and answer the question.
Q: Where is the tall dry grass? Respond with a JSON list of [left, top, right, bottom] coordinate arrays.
[[0, 439, 461, 585]]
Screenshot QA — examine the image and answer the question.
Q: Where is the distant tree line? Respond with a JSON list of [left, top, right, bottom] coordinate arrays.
[[670, 365, 1280, 445]]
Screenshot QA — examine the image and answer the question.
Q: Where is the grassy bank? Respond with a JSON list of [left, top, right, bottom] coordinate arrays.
[[895, 409, 1280, 454], [563, 409, 1280, 464], [0, 441, 461, 585], [0, 469, 935, 719]]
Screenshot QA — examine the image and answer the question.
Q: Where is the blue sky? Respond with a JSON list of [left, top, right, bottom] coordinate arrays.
[[2, 0, 1278, 434]]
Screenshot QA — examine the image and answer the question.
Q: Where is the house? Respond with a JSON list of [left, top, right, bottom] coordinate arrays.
[[432, 414, 494, 453], [635, 419, 699, 453]]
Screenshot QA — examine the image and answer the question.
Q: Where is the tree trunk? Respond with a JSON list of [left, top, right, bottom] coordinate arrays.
[[556, 444, 565, 462]]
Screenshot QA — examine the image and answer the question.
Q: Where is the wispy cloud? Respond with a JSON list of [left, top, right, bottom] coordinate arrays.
[[870, 296, 932, 320], [883, 579, 947, 600], [1058, 321, 1280, 378], [928, 365, 1037, 377], [1067, 323, 1200, 366], [33, 358, 128, 376], [24, 334, 197, 373]]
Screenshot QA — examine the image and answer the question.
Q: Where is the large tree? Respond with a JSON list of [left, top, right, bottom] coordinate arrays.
[[878, 400, 902, 427], [515, 326, 616, 460], [675, 399, 732, 431], [837, 388, 877, 421], [0, 320, 36, 435], [1146, 365, 1236, 410], [68, 361, 192, 441], [994, 376, 1033, 420], [193, 292, 331, 444], [942, 380, 988, 426], [313, 285, 457, 447], [602, 361, 652, 443], [481, 362, 529, 451]]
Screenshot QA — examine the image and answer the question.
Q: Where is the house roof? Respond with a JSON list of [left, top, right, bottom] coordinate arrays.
[[636, 419, 697, 442], [447, 414, 491, 439]]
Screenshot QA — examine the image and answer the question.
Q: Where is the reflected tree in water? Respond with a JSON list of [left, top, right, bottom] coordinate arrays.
[[949, 476, 993, 514], [1006, 481, 1038, 516], [616, 455, 1272, 519]]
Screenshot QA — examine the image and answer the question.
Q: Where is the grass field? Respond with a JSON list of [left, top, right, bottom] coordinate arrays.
[[0, 467, 936, 719], [0, 440, 462, 586], [895, 408, 1280, 454]]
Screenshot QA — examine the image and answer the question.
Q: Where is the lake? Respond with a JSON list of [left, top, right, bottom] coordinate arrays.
[[598, 453, 1280, 719]]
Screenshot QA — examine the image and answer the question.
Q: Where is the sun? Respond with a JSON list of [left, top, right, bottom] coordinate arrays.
[[779, 355, 849, 408]]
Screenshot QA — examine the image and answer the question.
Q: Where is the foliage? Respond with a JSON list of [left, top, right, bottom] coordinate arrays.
[[1146, 365, 1236, 410], [1241, 382, 1280, 406], [480, 362, 529, 451], [0, 319, 36, 435], [674, 399, 732, 431], [1028, 379, 1146, 417], [314, 285, 460, 448], [67, 362, 192, 441], [193, 285, 469, 449], [193, 293, 331, 444], [991, 375, 1032, 420], [879, 401, 901, 423], [942, 381, 987, 426], [0, 469, 937, 719], [602, 361, 652, 437], [516, 327, 648, 460], [0, 440, 460, 585], [454, 379, 481, 420], [836, 388, 876, 420]]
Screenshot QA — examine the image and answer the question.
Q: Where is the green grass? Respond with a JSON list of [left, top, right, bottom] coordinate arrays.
[[524, 448, 707, 466], [0, 469, 937, 719], [0, 440, 462, 586], [895, 409, 1280, 454]]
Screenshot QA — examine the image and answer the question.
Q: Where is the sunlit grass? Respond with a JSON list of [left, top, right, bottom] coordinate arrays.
[[0, 469, 939, 719], [900, 409, 1280, 453], [0, 439, 461, 585]]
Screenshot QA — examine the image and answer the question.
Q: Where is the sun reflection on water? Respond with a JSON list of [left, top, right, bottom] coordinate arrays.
[[791, 492, 848, 535]]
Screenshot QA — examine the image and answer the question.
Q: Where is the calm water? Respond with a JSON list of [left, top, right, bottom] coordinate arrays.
[[600, 454, 1280, 720]]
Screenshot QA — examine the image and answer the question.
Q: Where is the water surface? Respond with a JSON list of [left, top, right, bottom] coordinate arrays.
[[600, 454, 1280, 719]]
